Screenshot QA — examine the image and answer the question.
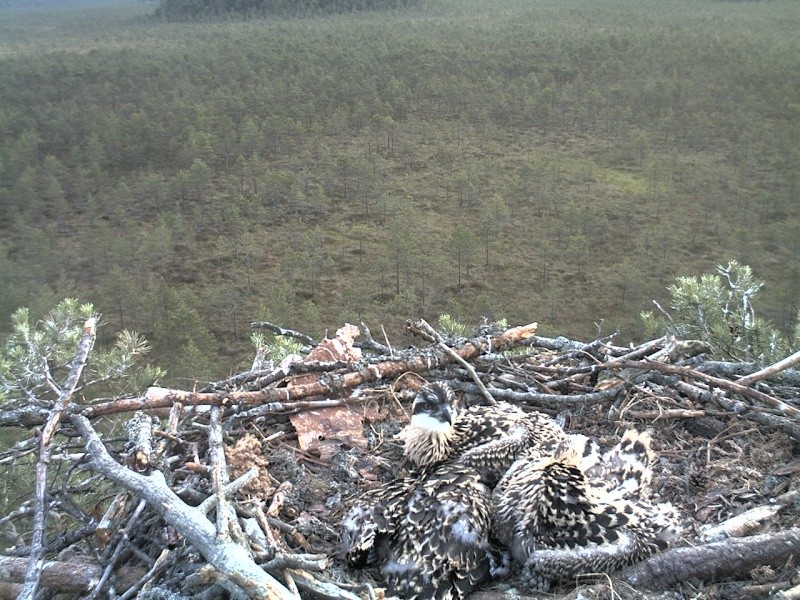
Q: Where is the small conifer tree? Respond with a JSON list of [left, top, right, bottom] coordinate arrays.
[[641, 261, 798, 362], [0, 298, 164, 406]]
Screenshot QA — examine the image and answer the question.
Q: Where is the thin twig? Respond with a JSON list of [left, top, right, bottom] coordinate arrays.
[[380, 324, 395, 359], [417, 319, 497, 405]]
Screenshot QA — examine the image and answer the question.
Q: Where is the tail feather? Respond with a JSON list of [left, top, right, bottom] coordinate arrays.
[[597, 430, 654, 503]]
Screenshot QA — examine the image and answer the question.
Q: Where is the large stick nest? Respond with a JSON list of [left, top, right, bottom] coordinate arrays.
[[1, 319, 799, 600]]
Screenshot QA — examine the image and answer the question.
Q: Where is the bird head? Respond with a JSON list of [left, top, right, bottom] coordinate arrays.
[[409, 381, 457, 433]]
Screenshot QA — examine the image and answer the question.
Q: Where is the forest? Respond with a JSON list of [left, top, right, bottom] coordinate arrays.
[[0, 0, 799, 384], [154, 0, 421, 20]]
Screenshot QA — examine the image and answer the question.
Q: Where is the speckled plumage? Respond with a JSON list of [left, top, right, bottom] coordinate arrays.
[[343, 381, 567, 598], [342, 474, 416, 568], [397, 381, 564, 486], [342, 462, 494, 600], [383, 463, 494, 599], [345, 384, 678, 596], [492, 431, 679, 587]]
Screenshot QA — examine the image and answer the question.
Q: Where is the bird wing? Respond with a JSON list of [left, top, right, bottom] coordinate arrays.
[[383, 463, 492, 600], [342, 475, 415, 567]]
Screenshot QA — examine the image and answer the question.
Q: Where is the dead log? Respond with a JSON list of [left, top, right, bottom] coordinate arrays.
[[696, 360, 800, 386], [619, 529, 800, 590], [0, 556, 145, 593], [128, 411, 154, 471]]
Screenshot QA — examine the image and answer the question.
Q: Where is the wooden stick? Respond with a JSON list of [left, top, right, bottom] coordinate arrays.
[[451, 381, 624, 407], [130, 412, 153, 471], [116, 548, 172, 600], [624, 408, 705, 421], [736, 349, 800, 386], [415, 318, 498, 405], [250, 321, 316, 347], [357, 321, 392, 355]]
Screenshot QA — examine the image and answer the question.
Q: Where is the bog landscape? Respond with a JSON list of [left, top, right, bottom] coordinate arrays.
[[0, 0, 798, 598], [1, 0, 799, 382]]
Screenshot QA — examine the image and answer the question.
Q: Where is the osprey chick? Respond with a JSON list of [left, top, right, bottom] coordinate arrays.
[[342, 462, 496, 600], [492, 431, 680, 588], [397, 381, 564, 486]]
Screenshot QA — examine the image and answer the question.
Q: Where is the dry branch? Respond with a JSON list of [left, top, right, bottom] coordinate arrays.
[[208, 406, 230, 541], [250, 321, 317, 347], [620, 529, 800, 590], [129, 411, 154, 471], [69, 414, 296, 600], [736, 349, 800, 386]]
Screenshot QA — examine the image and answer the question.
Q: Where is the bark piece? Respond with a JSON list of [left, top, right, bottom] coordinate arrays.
[[288, 324, 368, 457]]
